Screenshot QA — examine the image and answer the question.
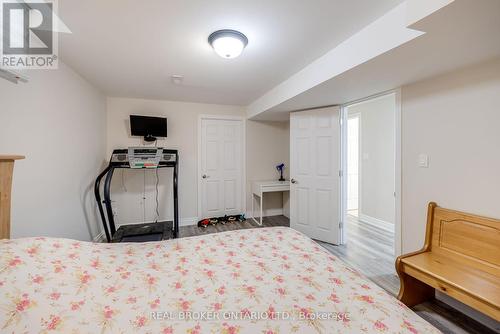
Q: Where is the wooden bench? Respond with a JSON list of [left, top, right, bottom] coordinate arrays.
[[396, 202, 500, 321]]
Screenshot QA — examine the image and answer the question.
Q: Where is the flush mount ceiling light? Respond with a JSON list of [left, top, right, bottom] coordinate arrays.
[[208, 29, 248, 59]]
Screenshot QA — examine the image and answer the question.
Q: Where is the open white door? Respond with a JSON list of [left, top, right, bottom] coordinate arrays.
[[290, 107, 341, 244], [199, 117, 244, 219]]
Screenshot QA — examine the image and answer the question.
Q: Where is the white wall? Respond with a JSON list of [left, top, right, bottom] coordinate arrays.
[[401, 58, 500, 253], [348, 94, 395, 225], [106, 98, 245, 225], [106, 98, 290, 226], [401, 57, 500, 331], [0, 62, 106, 241]]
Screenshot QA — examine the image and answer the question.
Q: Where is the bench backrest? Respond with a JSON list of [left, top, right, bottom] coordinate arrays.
[[425, 202, 500, 276]]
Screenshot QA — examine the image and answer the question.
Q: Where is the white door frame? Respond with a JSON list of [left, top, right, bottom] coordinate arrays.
[[197, 114, 246, 220], [340, 89, 402, 256]]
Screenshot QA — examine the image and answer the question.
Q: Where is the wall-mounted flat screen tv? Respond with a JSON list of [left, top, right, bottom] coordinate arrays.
[[130, 115, 167, 139]]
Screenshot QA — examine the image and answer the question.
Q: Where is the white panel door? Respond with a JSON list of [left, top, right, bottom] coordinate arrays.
[[200, 118, 243, 219], [290, 107, 341, 244]]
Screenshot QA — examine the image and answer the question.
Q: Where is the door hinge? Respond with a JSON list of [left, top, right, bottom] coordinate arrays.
[[339, 222, 344, 229], [339, 170, 343, 177]]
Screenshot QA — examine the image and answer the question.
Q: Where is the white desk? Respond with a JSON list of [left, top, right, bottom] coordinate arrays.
[[251, 180, 290, 225]]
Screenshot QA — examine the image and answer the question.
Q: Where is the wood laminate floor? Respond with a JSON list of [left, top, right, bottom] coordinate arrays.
[[180, 215, 498, 334]]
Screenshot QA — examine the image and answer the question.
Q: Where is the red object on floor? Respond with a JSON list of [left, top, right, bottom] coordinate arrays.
[[198, 219, 210, 228]]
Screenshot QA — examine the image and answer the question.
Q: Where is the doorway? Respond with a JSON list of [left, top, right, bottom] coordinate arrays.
[[341, 92, 399, 258]]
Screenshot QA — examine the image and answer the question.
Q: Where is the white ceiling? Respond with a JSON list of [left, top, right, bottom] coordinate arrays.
[[251, 0, 500, 120], [58, 0, 403, 105]]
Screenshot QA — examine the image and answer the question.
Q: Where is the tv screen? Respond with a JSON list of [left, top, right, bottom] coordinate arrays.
[[130, 115, 167, 138]]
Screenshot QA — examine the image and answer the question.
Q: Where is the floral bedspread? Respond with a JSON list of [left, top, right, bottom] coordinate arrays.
[[0, 227, 439, 333]]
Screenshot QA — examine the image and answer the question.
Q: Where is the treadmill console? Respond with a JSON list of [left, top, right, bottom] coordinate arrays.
[[128, 147, 162, 168], [110, 147, 177, 168]]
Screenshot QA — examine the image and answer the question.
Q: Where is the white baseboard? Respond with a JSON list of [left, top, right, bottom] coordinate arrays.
[[180, 217, 198, 227], [358, 214, 394, 233]]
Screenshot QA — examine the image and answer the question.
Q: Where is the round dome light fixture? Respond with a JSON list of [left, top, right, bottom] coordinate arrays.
[[208, 29, 248, 59]]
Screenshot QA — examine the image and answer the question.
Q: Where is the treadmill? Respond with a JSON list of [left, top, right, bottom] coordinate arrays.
[[94, 148, 179, 242]]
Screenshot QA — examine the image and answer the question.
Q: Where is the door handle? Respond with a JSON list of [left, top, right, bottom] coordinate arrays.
[[202, 174, 209, 179], [291, 178, 297, 184]]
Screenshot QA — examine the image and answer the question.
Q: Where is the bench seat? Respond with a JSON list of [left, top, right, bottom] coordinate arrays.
[[400, 252, 500, 317], [396, 203, 500, 321]]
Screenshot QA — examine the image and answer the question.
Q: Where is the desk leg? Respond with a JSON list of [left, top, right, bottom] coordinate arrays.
[[251, 193, 262, 226]]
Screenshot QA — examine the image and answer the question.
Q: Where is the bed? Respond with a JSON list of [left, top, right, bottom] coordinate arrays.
[[0, 227, 439, 333]]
